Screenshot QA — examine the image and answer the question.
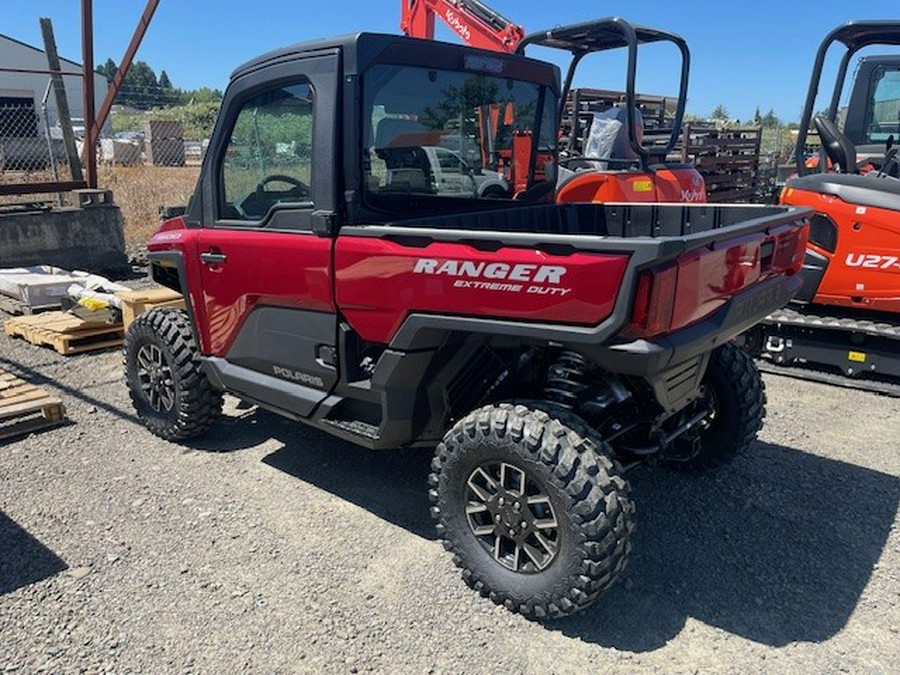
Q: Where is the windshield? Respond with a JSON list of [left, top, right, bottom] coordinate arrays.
[[362, 64, 557, 211]]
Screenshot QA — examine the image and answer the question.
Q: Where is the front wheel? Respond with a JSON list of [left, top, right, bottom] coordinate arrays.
[[429, 403, 634, 619], [670, 343, 766, 470], [124, 308, 223, 441]]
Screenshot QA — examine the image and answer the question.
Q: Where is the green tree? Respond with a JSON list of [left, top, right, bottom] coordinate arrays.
[[421, 76, 501, 132], [179, 87, 223, 105], [96, 58, 117, 82], [158, 70, 179, 107], [711, 104, 729, 121], [761, 108, 781, 128]]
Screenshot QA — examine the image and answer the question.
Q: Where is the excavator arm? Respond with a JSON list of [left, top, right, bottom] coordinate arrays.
[[400, 0, 524, 53]]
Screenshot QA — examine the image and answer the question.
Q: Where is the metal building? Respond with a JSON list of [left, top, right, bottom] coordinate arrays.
[[0, 32, 109, 140]]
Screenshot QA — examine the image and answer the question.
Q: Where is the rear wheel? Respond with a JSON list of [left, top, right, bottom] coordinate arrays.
[[124, 308, 222, 441], [670, 343, 766, 470], [430, 403, 634, 619]]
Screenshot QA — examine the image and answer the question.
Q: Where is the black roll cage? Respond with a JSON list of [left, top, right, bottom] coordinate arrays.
[[517, 16, 691, 168], [795, 20, 900, 175]]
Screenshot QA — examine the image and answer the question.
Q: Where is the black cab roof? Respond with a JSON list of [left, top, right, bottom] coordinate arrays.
[[231, 31, 560, 89]]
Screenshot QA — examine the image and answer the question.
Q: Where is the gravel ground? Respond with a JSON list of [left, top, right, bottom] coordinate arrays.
[[1, 315, 898, 674]]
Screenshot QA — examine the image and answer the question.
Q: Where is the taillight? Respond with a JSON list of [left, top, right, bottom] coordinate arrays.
[[768, 223, 810, 275], [621, 222, 808, 340], [622, 262, 677, 339]]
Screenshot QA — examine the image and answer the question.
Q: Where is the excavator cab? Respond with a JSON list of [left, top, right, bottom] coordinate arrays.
[[783, 21, 900, 312], [758, 21, 900, 393], [517, 18, 705, 204]]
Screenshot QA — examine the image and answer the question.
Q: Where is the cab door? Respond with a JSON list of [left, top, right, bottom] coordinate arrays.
[[191, 51, 340, 417]]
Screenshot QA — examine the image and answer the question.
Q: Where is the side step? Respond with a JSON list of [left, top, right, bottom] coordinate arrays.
[[321, 418, 381, 441]]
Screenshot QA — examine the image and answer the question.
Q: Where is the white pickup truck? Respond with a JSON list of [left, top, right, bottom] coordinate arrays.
[[383, 145, 509, 198]]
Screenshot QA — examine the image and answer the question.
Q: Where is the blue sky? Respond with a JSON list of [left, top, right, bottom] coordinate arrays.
[[3, 1, 899, 121]]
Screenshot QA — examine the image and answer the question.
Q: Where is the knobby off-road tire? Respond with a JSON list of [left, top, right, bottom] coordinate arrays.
[[673, 342, 767, 470], [429, 403, 635, 619], [124, 307, 222, 441]]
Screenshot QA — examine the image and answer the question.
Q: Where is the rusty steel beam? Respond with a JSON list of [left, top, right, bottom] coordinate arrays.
[[81, 0, 97, 189], [90, 0, 161, 143], [0, 181, 88, 197], [0, 66, 87, 77]]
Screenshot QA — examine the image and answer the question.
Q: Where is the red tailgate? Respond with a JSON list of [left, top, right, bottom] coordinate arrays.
[[335, 237, 630, 344]]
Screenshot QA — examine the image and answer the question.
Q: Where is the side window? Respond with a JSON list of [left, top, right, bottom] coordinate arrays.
[[220, 82, 314, 221], [868, 68, 900, 143]]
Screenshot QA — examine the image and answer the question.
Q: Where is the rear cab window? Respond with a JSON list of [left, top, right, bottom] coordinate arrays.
[[362, 63, 557, 213]]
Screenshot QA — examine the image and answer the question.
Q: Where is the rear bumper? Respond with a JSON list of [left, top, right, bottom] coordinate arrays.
[[590, 273, 804, 376]]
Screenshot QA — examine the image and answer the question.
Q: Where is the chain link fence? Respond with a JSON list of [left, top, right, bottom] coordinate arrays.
[[0, 72, 85, 202]]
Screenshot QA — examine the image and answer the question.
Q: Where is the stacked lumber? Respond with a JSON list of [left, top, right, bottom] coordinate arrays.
[[0, 368, 65, 440], [4, 312, 124, 355]]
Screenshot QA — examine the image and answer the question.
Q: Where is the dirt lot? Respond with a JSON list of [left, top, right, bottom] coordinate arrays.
[[1, 316, 898, 674]]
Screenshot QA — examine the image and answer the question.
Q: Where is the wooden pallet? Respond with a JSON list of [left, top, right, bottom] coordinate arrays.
[[0, 369, 65, 440], [4, 312, 124, 355]]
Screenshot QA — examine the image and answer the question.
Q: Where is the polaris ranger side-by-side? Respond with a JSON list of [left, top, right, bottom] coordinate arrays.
[[126, 30, 810, 619]]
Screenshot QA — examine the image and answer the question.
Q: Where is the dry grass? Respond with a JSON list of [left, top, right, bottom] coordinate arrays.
[[1, 164, 200, 248], [97, 164, 201, 246]]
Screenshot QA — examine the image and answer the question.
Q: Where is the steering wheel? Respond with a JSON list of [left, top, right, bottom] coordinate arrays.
[[255, 174, 310, 200]]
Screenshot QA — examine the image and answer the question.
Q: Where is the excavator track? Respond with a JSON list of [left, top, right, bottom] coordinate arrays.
[[767, 307, 900, 340], [754, 306, 900, 397]]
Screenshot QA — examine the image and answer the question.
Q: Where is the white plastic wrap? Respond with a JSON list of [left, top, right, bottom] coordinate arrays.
[[583, 114, 623, 162], [66, 285, 123, 309]]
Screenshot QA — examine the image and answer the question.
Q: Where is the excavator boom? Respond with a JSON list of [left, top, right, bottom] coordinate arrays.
[[400, 0, 524, 53]]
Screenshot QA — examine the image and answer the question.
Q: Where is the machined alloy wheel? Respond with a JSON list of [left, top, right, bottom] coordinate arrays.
[[136, 343, 175, 413], [430, 402, 634, 619], [465, 461, 560, 573]]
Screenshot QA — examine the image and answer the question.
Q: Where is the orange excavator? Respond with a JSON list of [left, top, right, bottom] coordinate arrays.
[[400, 0, 706, 204], [750, 21, 900, 395]]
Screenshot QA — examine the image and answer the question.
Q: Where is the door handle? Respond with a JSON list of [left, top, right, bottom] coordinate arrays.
[[200, 250, 227, 265]]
